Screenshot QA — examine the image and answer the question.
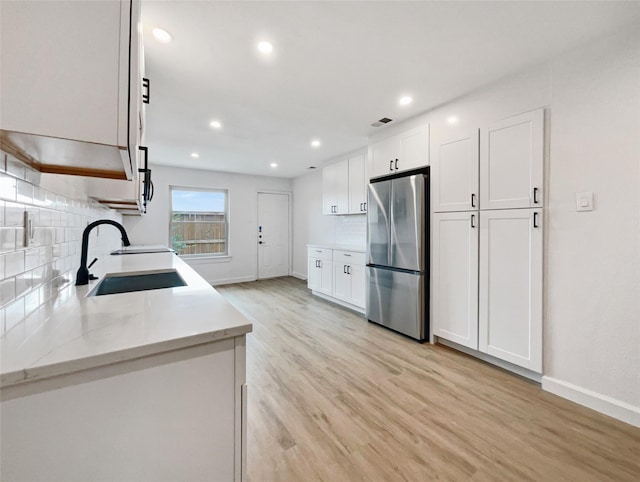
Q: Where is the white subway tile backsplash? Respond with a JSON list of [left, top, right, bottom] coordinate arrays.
[[0, 164, 123, 334]]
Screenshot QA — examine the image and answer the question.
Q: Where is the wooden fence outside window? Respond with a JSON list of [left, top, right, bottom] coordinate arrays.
[[171, 211, 226, 255]]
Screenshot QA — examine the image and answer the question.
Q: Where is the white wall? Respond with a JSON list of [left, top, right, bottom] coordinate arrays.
[[123, 165, 291, 285], [292, 26, 640, 425]]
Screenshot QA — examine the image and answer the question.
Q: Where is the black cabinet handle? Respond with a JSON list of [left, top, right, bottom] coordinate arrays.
[[533, 187, 539, 204], [389, 160, 393, 171], [347, 266, 351, 275], [395, 159, 398, 170], [533, 212, 539, 228], [148, 179, 154, 201], [364, 202, 367, 212], [471, 214, 476, 228], [471, 193, 476, 208], [343, 265, 347, 274], [142, 77, 150, 104]]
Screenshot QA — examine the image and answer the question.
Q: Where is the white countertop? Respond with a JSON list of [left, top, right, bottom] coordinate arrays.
[[1, 253, 252, 388], [307, 244, 366, 253]]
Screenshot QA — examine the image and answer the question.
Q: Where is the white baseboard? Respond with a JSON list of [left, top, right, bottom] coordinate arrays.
[[311, 290, 365, 315], [209, 276, 256, 286], [542, 376, 640, 428], [291, 272, 306, 280]]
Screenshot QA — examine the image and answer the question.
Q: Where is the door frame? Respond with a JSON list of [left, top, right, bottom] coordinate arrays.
[[256, 190, 293, 279]]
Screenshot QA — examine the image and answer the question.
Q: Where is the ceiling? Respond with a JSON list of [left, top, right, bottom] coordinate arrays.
[[141, 1, 640, 179]]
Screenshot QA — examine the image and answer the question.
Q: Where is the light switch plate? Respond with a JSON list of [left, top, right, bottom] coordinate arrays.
[[576, 192, 594, 212]]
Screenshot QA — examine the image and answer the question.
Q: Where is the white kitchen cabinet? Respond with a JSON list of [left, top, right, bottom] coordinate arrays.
[[478, 209, 543, 372], [307, 247, 333, 295], [432, 212, 479, 349], [322, 160, 349, 215], [348, 154, 368, 214], [480, 109, 544, 210], [0, 0, 145, 181], [369, 124, 429, 178], [432, 129, 479, 212], [88, 177, 145, 215], [1, 338, 248, 482], [332, 250, 366, 308]]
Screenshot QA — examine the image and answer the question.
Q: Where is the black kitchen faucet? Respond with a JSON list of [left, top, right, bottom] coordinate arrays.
[[75, 220, 131, 286]]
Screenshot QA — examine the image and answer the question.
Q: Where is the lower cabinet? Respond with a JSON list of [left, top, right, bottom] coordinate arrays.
[[307, 247, 333, 295], [307, 246, 365, 312], [432, 209, 542, 373]]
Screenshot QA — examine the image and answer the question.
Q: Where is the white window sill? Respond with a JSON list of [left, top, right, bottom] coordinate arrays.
[[180, 255, 232, 264]]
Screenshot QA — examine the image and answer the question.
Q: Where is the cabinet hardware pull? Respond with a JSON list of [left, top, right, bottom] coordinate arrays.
[[471, 214, 476, 228], [533, 212, 539, 228], [347, 266, 351, 275], [344, 254, 351, 257], [395, 159, 398, 170], [142, 78, 150, 104], [389, 160, 394, 171], [364, 202, 367, 211], [533, 187, 539, 204], [343, 265, 347, 274], [471, 193, 476, 208], [318, 260, 322, 268]]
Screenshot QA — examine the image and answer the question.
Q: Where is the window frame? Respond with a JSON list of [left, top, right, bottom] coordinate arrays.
[[169, 185, 229, 259]]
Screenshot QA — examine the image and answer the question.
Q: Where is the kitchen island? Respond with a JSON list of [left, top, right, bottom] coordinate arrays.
[[0, 252, 252, 481]]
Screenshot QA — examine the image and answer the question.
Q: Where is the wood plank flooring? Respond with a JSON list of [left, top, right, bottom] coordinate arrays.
[[216, 277, 640, 481]]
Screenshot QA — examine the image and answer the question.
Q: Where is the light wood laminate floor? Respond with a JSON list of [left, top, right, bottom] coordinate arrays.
[[217, 277, 639, 481]]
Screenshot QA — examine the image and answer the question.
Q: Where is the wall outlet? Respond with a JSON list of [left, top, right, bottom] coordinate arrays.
[[576, 192, 594, 212]]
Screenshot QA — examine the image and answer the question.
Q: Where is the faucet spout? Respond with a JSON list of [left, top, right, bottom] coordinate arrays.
[[76, 220, 131, 286]]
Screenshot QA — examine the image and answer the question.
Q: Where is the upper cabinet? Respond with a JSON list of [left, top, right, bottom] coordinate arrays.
[[432, 129, 480, 213], [0, 0, 146, 181], [369, 124, 429, 178], [322, 153, 368, 215], [480, 109, 544, 210]]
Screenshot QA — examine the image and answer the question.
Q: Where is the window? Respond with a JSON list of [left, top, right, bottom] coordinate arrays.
[[170, 187, 228, 257]]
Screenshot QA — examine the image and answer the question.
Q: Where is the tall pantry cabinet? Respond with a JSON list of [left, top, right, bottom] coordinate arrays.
[[431, 109, 544, 373]]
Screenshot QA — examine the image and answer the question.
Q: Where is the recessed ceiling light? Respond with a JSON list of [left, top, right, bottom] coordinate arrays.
[[311, 139, 321, 148], [257, 41, 274, 54], [447, 116, 459, 125], [270, 162, 278, 168], [191, 152, 199, 158], [399, 95, 413, 106], [152, 28, 173, 44], [209, 120, 222, 130]]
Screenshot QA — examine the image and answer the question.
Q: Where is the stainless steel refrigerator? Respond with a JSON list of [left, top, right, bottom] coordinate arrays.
[[366, 169, 429, 341]]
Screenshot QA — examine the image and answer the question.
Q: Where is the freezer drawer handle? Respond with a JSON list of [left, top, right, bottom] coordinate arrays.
[[471, 214, 476, 228]]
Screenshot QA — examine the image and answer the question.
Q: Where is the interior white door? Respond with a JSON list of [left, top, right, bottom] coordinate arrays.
[[478, 209, 543, 372], [432, 211, 479, 349], [480, 109, 544, 210], [432, 129, 479, 212], [258, 193, 290, 279]]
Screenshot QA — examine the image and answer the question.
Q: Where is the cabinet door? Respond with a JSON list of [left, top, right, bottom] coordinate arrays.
[[319, 259, 333, 295], [398, 125, 429, 172], [333, 262, 350, 302], [334, 159, 349, 214], [369, 136, 399, 178], [307, 257, 321, 290], [348, 154, 367, 214], [479, 209, 542, 372], [322, 164, 335, 215], [432, 212, 479, 349], [349, 264, 366, 309], [432, 129, 479, 212], [480, 109, 544, 210]]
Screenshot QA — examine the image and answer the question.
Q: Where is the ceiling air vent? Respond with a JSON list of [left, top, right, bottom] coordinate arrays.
[[370, 117, 393, 127]]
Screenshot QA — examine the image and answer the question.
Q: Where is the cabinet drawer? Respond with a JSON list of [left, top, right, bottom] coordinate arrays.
[[333, 250, 366, 265], [307, 247, 332, 261]]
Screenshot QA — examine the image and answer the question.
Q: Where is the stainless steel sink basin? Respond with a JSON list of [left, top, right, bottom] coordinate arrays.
[[88, 269, 186, 296]]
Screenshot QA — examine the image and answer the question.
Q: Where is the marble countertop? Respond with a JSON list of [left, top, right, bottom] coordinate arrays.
[[307, 244, 367, 253], [1, 253, 252, 388]]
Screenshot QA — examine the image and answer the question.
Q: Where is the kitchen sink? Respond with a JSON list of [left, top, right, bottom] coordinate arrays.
[[88, 269, 187, 296]]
